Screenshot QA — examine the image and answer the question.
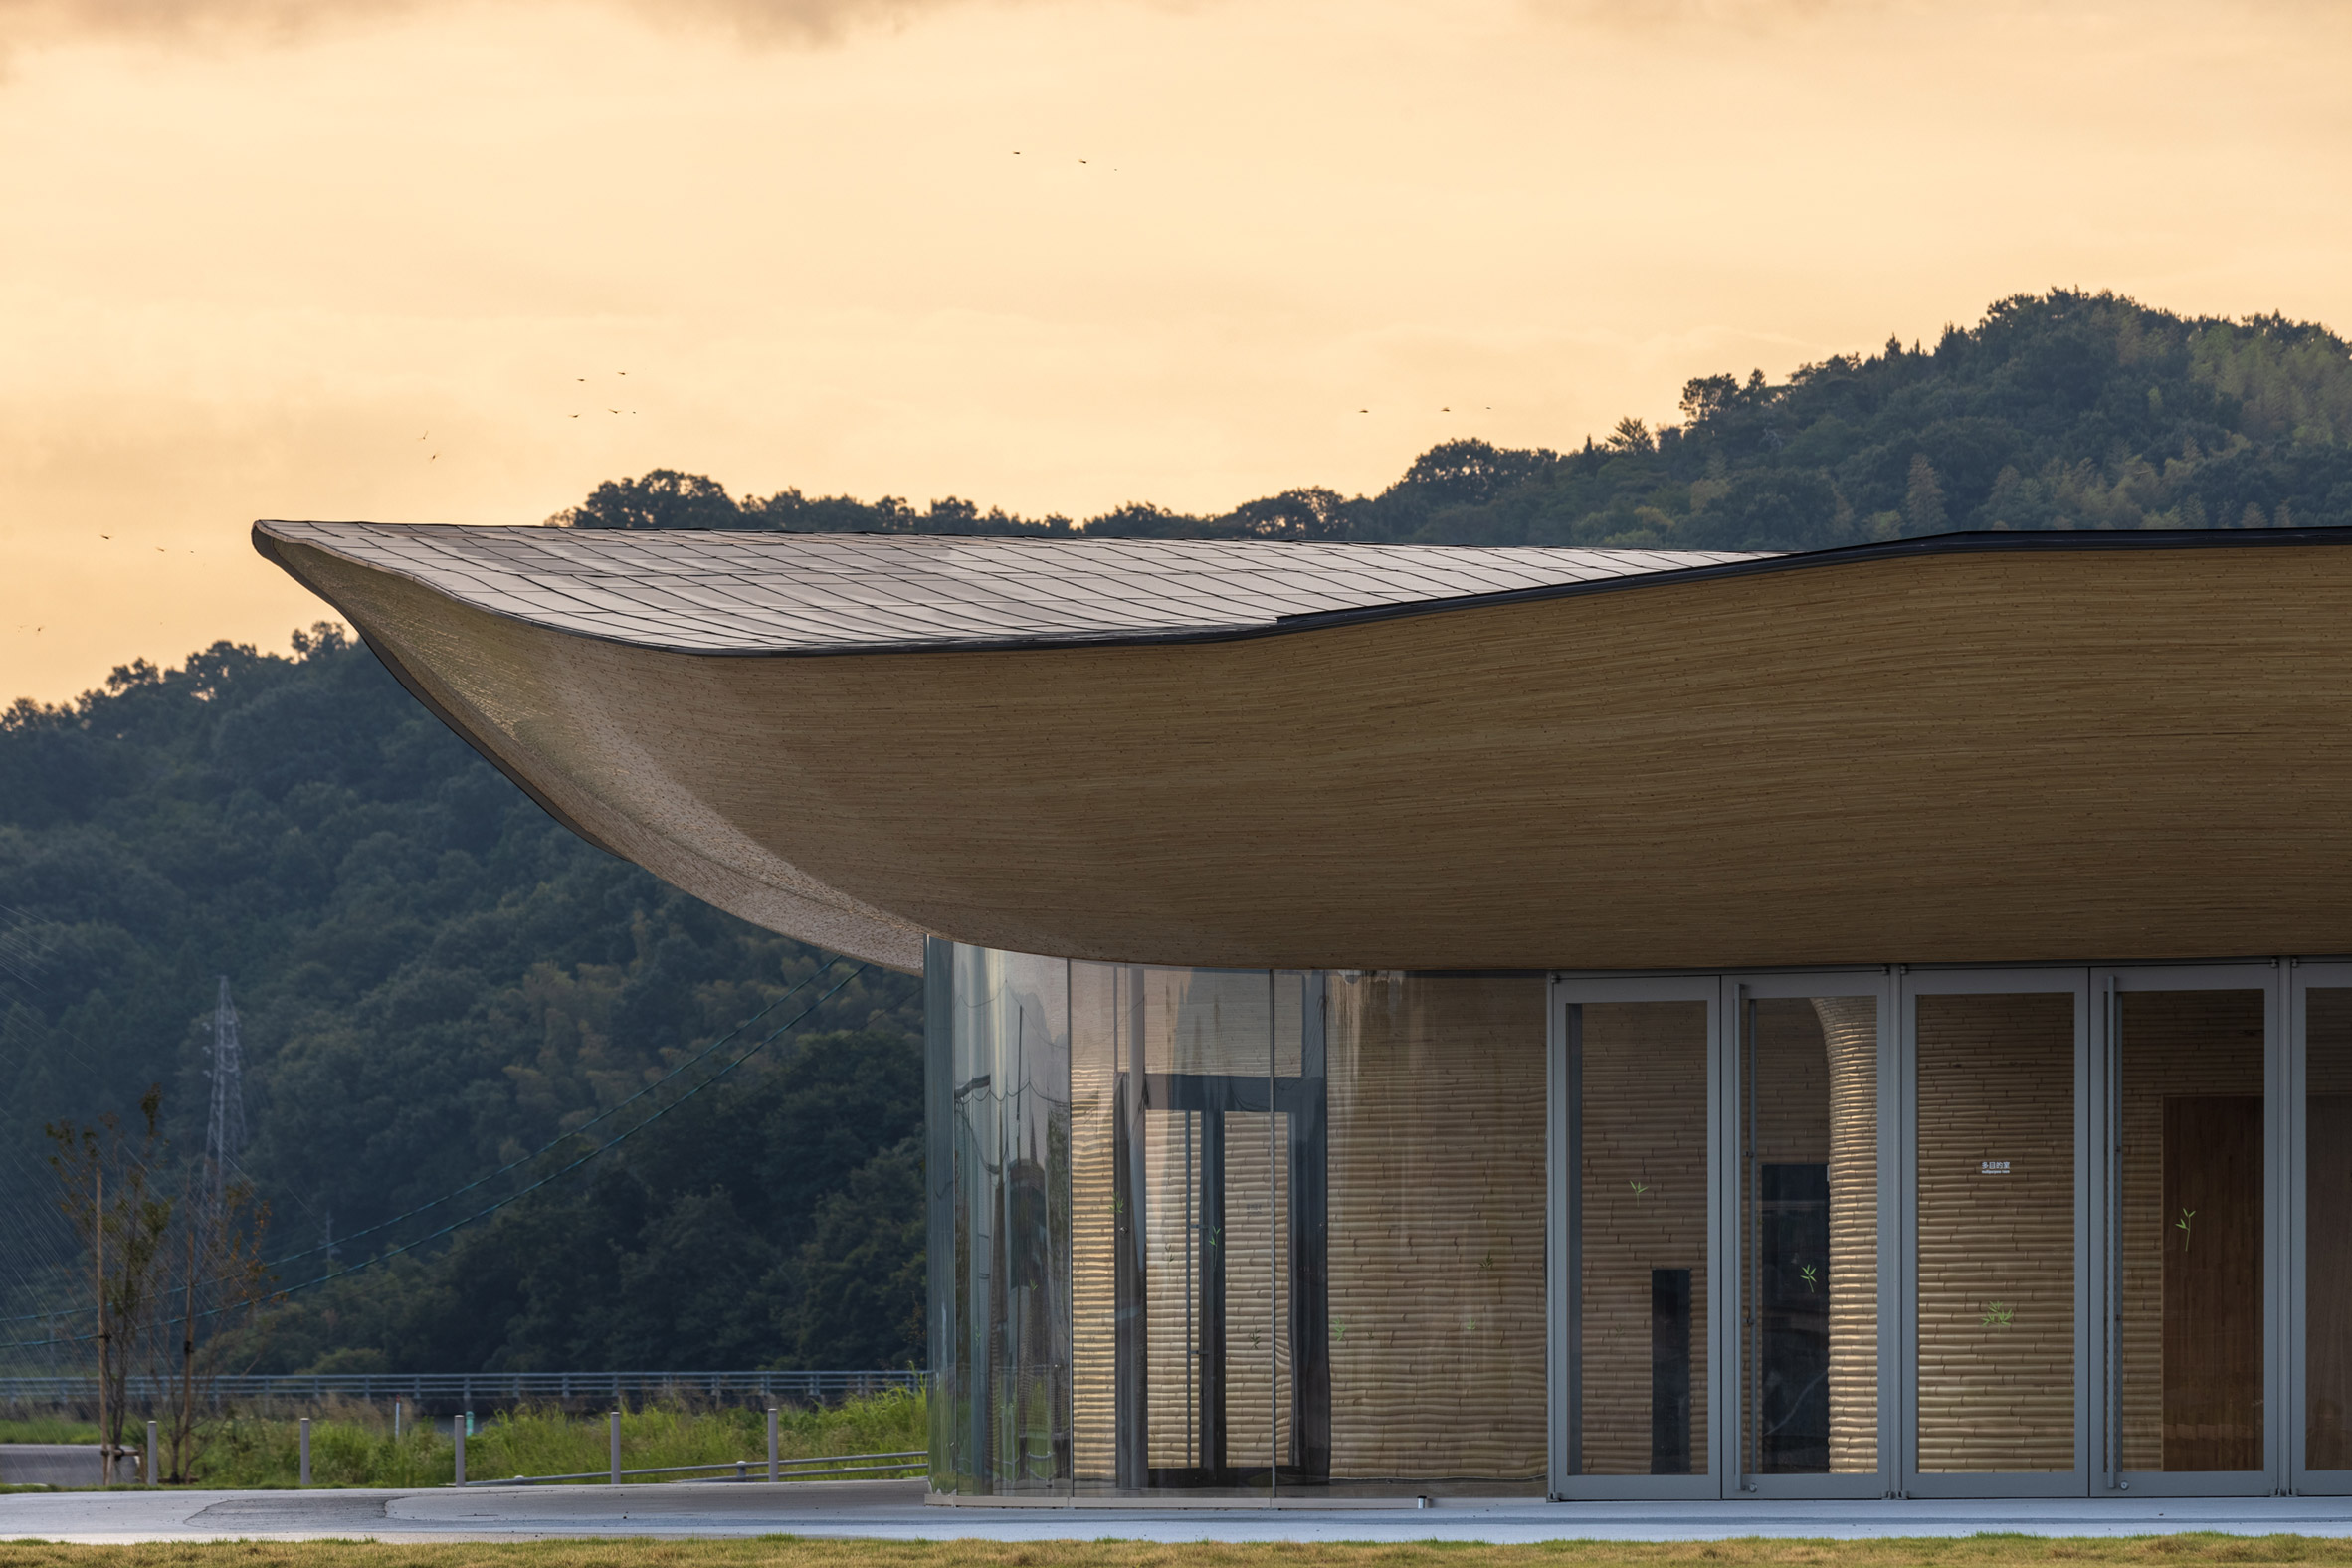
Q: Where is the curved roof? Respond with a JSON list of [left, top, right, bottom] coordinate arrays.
[[255, 522, 1762, 655], [257, 520, 2352, 975]]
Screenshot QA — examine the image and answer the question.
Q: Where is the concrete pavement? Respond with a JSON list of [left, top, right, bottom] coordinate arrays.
[[10, 1478, 2352, 1542], [0, 1445, 102, 1488]]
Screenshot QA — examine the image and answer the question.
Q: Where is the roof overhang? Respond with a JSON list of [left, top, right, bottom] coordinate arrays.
[[257, 522, 2352, 973]]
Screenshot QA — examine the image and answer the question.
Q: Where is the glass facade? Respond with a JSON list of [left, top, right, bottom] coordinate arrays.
[[1563, 998, 1712, 1477], [929, 949, 2349, 1501], [931, 943, 1548, 1495], [1741, 993, 1878, 1477], [1913, 990, 2077, 1474]]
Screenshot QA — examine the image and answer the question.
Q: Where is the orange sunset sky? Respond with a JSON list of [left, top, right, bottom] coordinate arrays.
[[4, 0, 2349, 705]]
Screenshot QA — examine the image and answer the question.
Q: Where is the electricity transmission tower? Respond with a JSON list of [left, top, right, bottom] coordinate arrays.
[[205, 976, 247, 1198]]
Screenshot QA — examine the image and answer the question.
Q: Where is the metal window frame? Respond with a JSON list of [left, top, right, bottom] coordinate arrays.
[[2093, 962, 2281, 1498], [2289, 961, 2352, 1495], [1896, 966, 2093, 1499], [1727, 970, 1896, 1500], [1547, 973, 1724, 1500]]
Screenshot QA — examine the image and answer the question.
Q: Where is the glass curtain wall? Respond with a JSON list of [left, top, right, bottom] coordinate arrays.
[[1740, 993, 1879, 1481], [2305, 987, 2352, 1473], [1561, 995, 1714, 1481], [2114, 988, 2266, 1477], [931, 944, 1073, 1495], [1912, 989, 2078, 1477], [940, 943, 1547, 1496]]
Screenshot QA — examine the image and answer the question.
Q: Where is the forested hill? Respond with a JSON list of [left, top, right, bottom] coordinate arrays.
[[555, 291, 2352, 549], [0, 633, 924, 1372], [5, 286, 2348, 1378]]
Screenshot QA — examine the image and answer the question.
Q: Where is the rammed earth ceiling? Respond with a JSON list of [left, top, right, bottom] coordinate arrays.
[[255, 522, 2352, 975]]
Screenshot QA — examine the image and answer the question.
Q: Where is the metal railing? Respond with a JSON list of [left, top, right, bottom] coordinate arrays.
[[470, 1449, 925, 1486], [0, 1370, 922, 1408]]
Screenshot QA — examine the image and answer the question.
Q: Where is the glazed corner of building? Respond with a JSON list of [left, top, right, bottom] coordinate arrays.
[[925, 945, 2352, 1502]]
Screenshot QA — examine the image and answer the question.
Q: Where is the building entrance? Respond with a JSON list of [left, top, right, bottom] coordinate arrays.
[[1115, 1059, 1328, 1487]]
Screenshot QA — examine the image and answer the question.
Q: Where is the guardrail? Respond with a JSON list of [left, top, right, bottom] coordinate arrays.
[[0, 1370, 923, 1409], [470, 1449, 925, 1486]]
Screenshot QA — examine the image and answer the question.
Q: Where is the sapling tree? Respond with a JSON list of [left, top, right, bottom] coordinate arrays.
[[152, 1166, 272, 1483], [47, 1087, 172, 1483]]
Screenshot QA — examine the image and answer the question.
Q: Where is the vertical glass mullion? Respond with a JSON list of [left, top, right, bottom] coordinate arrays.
[[2288, 965, 2309, 1490], [2268, 960, 2289, 1495]]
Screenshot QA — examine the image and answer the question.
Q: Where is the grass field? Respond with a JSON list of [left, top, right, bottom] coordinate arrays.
[[0, 1421, 101, 1445], [0, 1393, 924, 1490], [4, 1540, 2352, 1568]]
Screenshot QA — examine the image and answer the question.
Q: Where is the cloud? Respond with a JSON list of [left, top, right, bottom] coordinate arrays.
[[0, 0, 980, 55]]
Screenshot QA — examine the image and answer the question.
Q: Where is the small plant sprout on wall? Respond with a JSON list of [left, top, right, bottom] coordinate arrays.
[[1981, 1300, 2016, 1330]]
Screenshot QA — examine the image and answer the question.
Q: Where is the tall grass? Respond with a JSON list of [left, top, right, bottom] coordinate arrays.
[[0, 1417, 100, 1443], [32, 1389, 924, 1489]]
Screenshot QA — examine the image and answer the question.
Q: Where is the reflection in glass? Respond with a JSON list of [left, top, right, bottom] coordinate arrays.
[[1068, 965, 1314, 1490], [2117, 990, 2264, 1473], [2307, 990, 2352, 1469], [1741, 996, 1877, 1476], [1326, 974, 1546, 1482], [934, 945, 1072, 1494], [1914, 992, 2074, 1473], [1567, 1000, 1711, 1476]]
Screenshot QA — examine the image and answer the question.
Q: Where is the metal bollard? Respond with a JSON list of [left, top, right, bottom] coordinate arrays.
[[146, 1420, 158, 1488], [454, 1414, 466, 1487], [394, 1400, 402, 1442], [298, 1417, 311, 1487], [609, 1409, 621, 1485], [766, 1407, 778, 1483]]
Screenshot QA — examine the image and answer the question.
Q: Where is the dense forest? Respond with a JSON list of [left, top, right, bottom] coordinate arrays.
[[0, 632, 924, 1372], [4, 288, 2350, 1376], [554, 292, 2352, 548]]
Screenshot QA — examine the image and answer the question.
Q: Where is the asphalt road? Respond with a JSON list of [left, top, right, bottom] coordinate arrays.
[[9, 1477, 2352, 1543]]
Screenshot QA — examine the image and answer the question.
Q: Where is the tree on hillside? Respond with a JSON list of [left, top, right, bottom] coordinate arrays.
[[546, 291, 2352, 555], [1, 633, 924, 1375]]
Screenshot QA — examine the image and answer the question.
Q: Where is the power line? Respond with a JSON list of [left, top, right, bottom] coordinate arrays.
[[0, 961, 872, 1351], [204, 976, 246, 1203], [2, 952, 858, 1327]]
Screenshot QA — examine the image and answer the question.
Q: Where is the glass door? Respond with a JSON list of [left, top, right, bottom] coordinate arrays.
[[2292, 964, 2352, 1494], [1732, 974, 1891, 1498], [1549, 976, 1721, 1498], [2098, 965, 2278, 1496], [1113, 968, 1321, 1492], [1899, 969, 2089, 1497]]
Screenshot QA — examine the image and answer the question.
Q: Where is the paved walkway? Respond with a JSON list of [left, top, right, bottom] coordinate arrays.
[[10, 1478, 2352, 1543]]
